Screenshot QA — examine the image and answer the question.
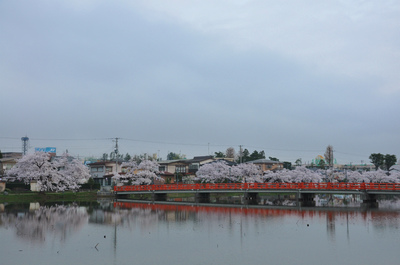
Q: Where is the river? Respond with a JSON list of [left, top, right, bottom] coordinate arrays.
[[1, 198, 400, 265]]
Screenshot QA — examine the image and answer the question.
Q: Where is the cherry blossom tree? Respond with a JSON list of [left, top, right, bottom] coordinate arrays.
[[195, 162, 400, 184], [261, 169, 293, 183], [344, 170, 370, 183], [113, 159, 163, 185], [6, 152, 61, 192], [364, 169, 399, 183], [53, 153, 91, 190], [195, 160, 232, 183], [262, 167, 400, 184], [230, 163, 263, 183], [343, 169, 400, 183], [5, 152, 90, 192], [389, 170, 400, 181], [261, 166, 323, 183]]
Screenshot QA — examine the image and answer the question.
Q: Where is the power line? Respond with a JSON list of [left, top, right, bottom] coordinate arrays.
[[0, 136, 373, 159], [121, 137, 220, 147], [31, 138, 112, 141], [0, 137, 112, 141], [245, 145, 323, 153]]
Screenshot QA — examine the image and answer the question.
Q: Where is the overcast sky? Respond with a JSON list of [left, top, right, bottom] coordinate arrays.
[[1, 0, 399, 165]]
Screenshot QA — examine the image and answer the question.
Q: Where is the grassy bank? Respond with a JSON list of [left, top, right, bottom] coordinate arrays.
[[0, 191, 99, 203]]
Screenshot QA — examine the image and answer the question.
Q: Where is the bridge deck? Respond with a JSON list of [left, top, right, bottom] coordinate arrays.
[[114, 182, 400, 195]]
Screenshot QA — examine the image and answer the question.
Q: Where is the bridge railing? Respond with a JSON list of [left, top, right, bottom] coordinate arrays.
[[114, 182, 400, 192]]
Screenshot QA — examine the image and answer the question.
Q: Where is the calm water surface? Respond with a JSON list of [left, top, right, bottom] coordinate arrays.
[[1, 199, 400, 265]]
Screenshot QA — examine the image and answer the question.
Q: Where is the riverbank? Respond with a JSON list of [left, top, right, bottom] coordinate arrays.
[[0, 191, 99, 203]]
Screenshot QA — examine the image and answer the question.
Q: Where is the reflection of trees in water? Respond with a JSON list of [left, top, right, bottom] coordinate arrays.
[[370, 210, 400, 229], [379, 199, 400, 210], [0, 204, 88, 244], [326, 211, 336, 242], [111, 202, 400, 238], [368, 199, 400, 229], [90, 207, 164, 232]]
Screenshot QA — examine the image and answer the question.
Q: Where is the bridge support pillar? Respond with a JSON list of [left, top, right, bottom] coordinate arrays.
[[115, 193, 130, 199], [244, 192, 259, 205], [152, 193, 167, 201], [195, 193, 210, 203], [299, 193, 316, 207], [361, 193, 378, 208]]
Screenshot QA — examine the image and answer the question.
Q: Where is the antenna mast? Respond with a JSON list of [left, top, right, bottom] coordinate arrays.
[[21, 136, 29, 155]]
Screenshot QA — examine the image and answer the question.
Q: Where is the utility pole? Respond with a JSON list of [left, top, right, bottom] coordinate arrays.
[[239, 145, 243, 164], [114, 138, 119, 176]]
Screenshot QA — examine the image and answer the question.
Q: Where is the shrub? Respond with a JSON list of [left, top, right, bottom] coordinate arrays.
[[79, 182, 100, 190]]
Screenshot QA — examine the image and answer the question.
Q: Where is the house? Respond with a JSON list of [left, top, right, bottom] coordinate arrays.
[[87, 161, 122, 186], [158, 171, 175, 184], [158, 159, 188, 184], [1, 152, 22, 159], [159, 159, 188, 175], [158, 155, 216, 183], [0, 180, 5, 192], [246, 159, 284, 171], [0, 158, 18, 177], [185, 156, 215, 176]]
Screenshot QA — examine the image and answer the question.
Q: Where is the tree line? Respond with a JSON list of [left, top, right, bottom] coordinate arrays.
[[369, 153, 397, 171]]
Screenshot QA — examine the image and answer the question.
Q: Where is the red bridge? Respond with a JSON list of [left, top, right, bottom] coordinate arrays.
[[114, 182, 400, 194]]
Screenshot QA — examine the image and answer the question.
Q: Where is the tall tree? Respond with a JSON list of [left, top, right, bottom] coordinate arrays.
[[269, 157, 279, 161], [130, 154, 156, 164], [384, 154, 397, 171], [283, 162, 292, 170], [369, 153, 385, 170], [295, 158, 302, 166], [237, 149, 250, 163], [318, 159, 326, 169], [225, 147, 235, 159], [214, 151, 225, 158], [109, 152, 123, 162], [167, 152, 185, 160], [247, 150, 265, 161], [324, 145, 334, 168], [124, 153, 131, 162], [237, 149, 266, 162], [249, 151, 260, 161]]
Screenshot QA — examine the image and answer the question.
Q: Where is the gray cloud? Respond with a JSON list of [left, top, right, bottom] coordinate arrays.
[[1, 1, 399, 164]]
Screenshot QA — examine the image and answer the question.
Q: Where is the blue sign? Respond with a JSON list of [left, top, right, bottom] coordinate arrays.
[[35, 147, 56, 153], [35, 148, 46, 152], [46, 147, 56, 153]]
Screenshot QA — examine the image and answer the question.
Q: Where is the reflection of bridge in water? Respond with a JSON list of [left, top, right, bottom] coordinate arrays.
[[116, 200, 400, 221], [114, 200, 400, 229], [115, 182, 400, 207]]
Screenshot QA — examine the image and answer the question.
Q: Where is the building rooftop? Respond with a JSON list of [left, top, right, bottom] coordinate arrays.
[[246, 159, 282, 164]]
